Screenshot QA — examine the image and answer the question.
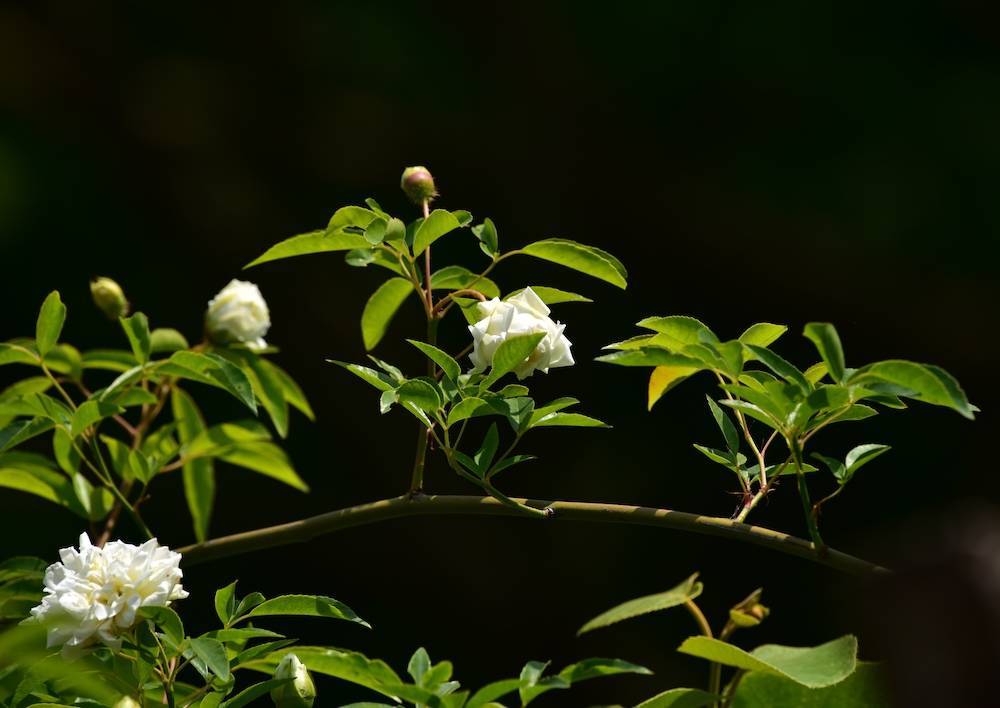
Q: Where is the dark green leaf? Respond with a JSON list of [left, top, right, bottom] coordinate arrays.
[[472, 217, 499, 256], [706, 396, 740, 453], [172, 388, 215, 543], [159, 351, 257, 412], [473, 423, 500, 474], [745, 345, 811, 393]]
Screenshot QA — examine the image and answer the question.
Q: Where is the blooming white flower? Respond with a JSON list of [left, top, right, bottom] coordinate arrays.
[[205, 279, 271, 350], [468, 287, 574, 380], [30, 533, 188, 658]]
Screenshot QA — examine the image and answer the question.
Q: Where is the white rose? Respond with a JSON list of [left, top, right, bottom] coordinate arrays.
[[468, 287, 574, 380], [205, 279, 271, 351], [29, 533, 189, 658]]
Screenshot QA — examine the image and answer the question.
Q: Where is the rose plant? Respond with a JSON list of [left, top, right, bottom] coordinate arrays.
[[0, 167, 976, 706]]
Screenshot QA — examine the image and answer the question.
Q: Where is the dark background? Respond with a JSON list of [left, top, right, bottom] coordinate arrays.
[[1, 1, 998, 705]]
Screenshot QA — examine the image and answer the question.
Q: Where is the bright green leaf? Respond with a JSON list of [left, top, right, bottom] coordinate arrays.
[[35, 292, 66, 358], [361, 278, 414, 351], [578, 573, 703, 635], [119, 313, 151, 364], [803, 323, 846, 383], [520, 238, 627, 289]]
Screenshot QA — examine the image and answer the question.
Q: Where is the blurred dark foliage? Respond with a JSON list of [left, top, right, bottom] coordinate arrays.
[[0, 1, 997, 704]]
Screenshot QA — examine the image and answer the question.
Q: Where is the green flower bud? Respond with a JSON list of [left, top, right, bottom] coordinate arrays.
[[90, 277, 130, 320], [271, 654, 316, 708], [400, 165, 438, 205], [113, 697, 142, 708]]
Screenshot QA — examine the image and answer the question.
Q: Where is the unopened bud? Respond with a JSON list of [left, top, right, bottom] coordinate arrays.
[[729, 602, 770, 628], [271, 654, 316, 708], [113, 697, 141, 708], [400, 166, 438, 205], [90, 277, 130, 320]]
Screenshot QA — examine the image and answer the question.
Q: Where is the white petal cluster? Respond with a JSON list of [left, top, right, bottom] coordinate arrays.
[[205, 279, 271, 351], [468, 287, 574, 380], [30, 533, 189, 657]]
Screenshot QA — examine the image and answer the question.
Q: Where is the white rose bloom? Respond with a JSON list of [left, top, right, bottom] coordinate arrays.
[[205, 279, 271, 350], [468, 287, 574, 380], [30, 533, 189, 658]]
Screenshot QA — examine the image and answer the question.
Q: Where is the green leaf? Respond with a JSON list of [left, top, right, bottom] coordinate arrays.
[[505, 286, 592, 304], [408, 647, 431, 683], [0, 452, 90, 518], [803, 323, 846, 383], [119, 313, 151, 364], [739, 323, 788, 348], [529, 412, 609, 429], [70, 400, 124, 438], [693, 444, 745, 469], [730, 661, 887, 708], [328, 360, 395, 392], [520, 238, 628, 288], [139, 606, 185, 647], [361, 277, 414, 351], [678, 635, 858, 688], [636, 316, 718, 348], [172, 388, 215, 543], [219, 679, 289, 708], [264, 360, 314, 420], [472, 217, 499, 256], [845, 443, 890, 476], [81, 348, 138, 372], [224, 350, 290, 437], [159, 351, 257, 412], [188, 637, 231, 681], [804, 362, 828, 385], [850, 360, 975, 419], [218, 441, 308, 492], [244, 594, 370, 628], [596, 348, 704, 368], [745, 345, 812, 393], [413, 209, 462, 256], [241, 646, 402, 700], [1, 418, 56, 453], [215, 581, 238, 626], [365, 217, 387, 245], [473, 423, 500, 475], [396, 379, 442, 414], [578, 573, 703, 635], [245, 228, 371, 268], [480, 332, 546, 389], [430, 265, 501, 299], [35, 291, 66, 358], [706, 396, 740, 453], [647, 364, 703, 409], [150, 328, 190, 354], [636, 687, 720, 708], [408, 340, 460, 382], [447, 397, 492, 426]]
